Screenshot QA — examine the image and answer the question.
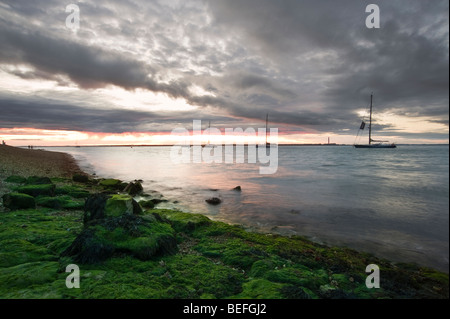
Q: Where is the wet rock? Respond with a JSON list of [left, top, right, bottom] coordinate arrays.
[[151, 198, 168, 205], [36, 195, 83, 210], [84, 194, 142, 223], [15, 184, 55, 197], [2, 193, 36, 210], [105, 194, 142, 217], [5, 176, 27, 184], [72, 174, 89, 183], [99, 179, 123, 190], [232, 186, 242, 191], [123, 181, 144, 196], [205, 197, 222, 205], [61, 211, 177, 263], [84, 193, 109, 223], [26, 176, 52, 185], [139, 200, 155, 209]]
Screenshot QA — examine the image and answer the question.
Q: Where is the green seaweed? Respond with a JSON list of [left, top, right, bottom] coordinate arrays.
[[0, 175, 448, 299]]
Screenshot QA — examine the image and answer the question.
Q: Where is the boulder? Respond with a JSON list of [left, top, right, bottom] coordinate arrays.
[[2, 193, 36, 210], [26, 176, 52, 185], [232, 186, 242, 191], [151, 198, 168, 205], [62, 199, 177, 263], [105, 194, 142, 217], [123, 181, 144, 196], [72, 174, 89, 183], [84, 193, 109, 223], [5, 176, 27, 184], [15, 184, 55, 197], [84, 194, 142, 223], [99, 179, 123, 190], [139, 200, 155, 209], [205, 197, 222, 205], [35, 195, 83, 210]]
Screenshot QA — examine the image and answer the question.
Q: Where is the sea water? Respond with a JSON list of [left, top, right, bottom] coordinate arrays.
[[44, 144, 449, 272]]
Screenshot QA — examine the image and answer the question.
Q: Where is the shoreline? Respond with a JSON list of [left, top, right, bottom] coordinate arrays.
[[0, 144, 448, 299], [0, 145, 83, 179]]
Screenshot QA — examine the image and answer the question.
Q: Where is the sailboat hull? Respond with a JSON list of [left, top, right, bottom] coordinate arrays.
[[354, 144, 396, 148]]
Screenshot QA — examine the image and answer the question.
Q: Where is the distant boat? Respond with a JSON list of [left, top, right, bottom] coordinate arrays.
[[202, 121, 214, 148], [265, 113, 270, 148], [354, 94, 396, 149], [257, 113, 271, 148]]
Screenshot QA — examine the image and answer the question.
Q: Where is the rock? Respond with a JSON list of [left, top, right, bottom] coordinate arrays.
[[61, 208, 177, 263], [105, 194, 142, 217], [35, 195, 83, 210], [151, 198, 168, 205], [2, 193, 36, 210], [153, 210, 211, 233], [84, 193, 109, 223], [139, 200, 155, 209], [123, 181, 144, 196], [205, 197, 222, 205], [5, 176, 27, 184], [84, 194, 142, 223], [60, 228, 115, 264], [232, 186, 242, 191], [26, 176, 52, 185], [99, 179, 123, 190], [15, 184, 55, 197], [72, 174, 89, 183]]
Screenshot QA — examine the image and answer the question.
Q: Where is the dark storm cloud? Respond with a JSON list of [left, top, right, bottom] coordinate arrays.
[[207, 0, 449, 120], [0, 24, 192, 98], [0, 97, 228, 133], [0, 0, 448, 141]]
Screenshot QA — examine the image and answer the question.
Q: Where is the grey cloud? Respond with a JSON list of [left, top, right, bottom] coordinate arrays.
[[0, 0, 448, 142], [0, 97, 236, 133]]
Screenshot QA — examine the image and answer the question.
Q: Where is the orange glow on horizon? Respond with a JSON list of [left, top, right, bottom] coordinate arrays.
[[0, 127, 448, 147]]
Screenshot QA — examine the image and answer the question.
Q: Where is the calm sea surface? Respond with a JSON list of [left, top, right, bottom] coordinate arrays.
[[44, 145, 449, 272]]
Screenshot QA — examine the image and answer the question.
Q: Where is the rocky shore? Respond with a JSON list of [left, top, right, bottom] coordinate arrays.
[[0, 145, 448, 299]]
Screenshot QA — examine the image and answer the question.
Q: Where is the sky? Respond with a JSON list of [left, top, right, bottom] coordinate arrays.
[[0, 0, 448, 146]]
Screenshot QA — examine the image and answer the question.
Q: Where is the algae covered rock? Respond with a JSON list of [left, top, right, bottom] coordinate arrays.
[[154, 210, 211, 233], [35, 195, 84, 210], [62, 213, 177, 263], [15, 184, 55, 197], [84, 194, 142, 223], [2, 193, 36, 210], [139, 200, 155, 209], [72, 174, 89, 183], [26, 176, 52, 185], [5, 176, 27, 184], [99, 179, 126, 191], [105, 194, 142, 217], [123, 181, 144, 196], [63, 193, 177, 263]]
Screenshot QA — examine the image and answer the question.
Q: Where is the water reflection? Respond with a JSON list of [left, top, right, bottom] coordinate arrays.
[[44, 145, 449, 272]]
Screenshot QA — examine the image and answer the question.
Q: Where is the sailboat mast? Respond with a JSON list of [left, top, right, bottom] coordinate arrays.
[[369, 93, 373, 145], [265, 113, 268, 145], [208, 121, 210, 144]]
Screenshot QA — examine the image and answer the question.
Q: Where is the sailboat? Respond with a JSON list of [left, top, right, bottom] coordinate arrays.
[[354, 94, 396, 149], [265, 113, 270, 148], [202, 121, 213, 148], [256, 113, 271, 148]]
